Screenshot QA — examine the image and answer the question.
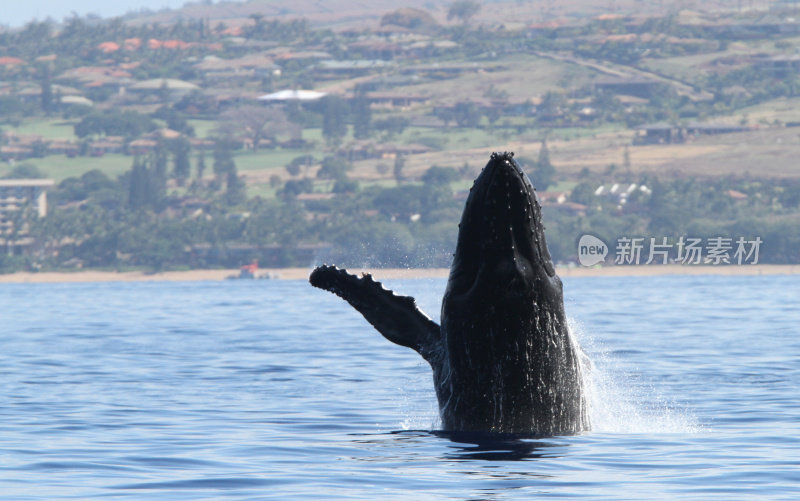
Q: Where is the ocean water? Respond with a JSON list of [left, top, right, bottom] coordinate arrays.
[[1, 274, 798, 499]]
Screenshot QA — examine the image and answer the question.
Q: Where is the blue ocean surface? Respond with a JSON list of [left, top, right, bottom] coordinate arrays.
[[1, 274, 798, 499]]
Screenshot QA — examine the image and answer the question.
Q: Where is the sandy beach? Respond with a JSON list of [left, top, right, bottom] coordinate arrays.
[[0, 264, 797, 284]]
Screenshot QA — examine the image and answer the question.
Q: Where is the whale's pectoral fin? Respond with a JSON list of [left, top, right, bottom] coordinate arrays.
[[309, 265, 441, 361]]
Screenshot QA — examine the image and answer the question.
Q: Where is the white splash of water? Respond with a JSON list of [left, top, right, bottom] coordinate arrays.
[[569, 317, 702, 434], [398, 364, 440, 431], [395, 319, 700, 434]]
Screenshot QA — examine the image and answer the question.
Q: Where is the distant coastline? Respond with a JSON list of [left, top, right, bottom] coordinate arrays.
[[0, 265, 798, 284]]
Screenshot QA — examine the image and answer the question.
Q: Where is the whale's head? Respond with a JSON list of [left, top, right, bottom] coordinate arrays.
[[438, 152, 576, 434], [443, 152, 563, 316]]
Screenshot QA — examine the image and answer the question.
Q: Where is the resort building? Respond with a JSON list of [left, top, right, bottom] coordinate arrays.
[[0, 178, 55, 235]]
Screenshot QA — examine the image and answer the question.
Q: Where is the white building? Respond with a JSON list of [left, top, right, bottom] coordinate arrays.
[[257, 89, 327, 102], [0, 179, 55, 235]]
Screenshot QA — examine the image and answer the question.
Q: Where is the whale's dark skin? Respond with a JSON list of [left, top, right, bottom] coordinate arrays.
[[309, 152, 589, 435]]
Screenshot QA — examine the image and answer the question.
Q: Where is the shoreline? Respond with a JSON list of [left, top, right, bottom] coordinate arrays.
[[0, 264, 798, 284]]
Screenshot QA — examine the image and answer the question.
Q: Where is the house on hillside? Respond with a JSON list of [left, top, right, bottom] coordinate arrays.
[[685, 122, 751, 137], [60, 95, 93, 108], [0, 146, 33, 162], [195, 54, 280, 84], [538, 191, 587, 215], [404, 39, 459, 58], [46, 139, 79, 157], [0, 57, 26, 77], [634, 123, 683, 144], [635, 121, 753, 144], [726, 189, 748, 201], [547, 202, 587, 216], [269, 49, 332, 67], [538, 191, 568, 205], [14, 83, 84, 104], [128, 139, 158, 156], [56, 66, 134, 95], [128, 78, 200, 99], [88, 137, 125, 156], [365, 92, 429, 108], [346, 40, 402, 60], [341, 142, 433, 161], [207, 89, 263, 109], [0, 56, 25, 67], [1, 132, 44, 160], [0, 178, 55, 244], [258, 89, 327, 103]]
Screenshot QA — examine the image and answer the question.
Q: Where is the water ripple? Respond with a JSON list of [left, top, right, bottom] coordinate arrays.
[[0, 277, 798, 500]]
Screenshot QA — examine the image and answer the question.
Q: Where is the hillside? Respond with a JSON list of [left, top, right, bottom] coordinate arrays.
[[3, 1, 800, 271], [125, 0, 715, 30]]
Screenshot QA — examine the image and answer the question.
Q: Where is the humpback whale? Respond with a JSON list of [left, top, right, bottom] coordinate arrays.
[[310, 152, 589, 435]]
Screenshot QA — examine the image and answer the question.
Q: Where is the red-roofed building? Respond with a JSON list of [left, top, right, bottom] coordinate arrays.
[[0, 146, 33, 161], [538, 191, 568, 204], [596, 13, 624, 21], [98, 42, 120, 53], [0, 56, 25, 66], [124, 38, 142, 51], [163, 40, 190, 50], [726, 190, 748, 200], [220, 26, 243, 36], [129, 139, 158, 155]]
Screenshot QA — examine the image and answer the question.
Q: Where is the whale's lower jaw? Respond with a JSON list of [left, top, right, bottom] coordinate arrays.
[[437, 292, 589, 434]]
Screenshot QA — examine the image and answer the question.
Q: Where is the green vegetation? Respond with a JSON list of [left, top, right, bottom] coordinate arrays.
[[0, 154, 133, 182], [4, 5, 800, 272], [74, 110, 157, 138]]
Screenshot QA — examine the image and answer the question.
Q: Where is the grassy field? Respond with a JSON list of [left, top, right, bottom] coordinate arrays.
[[233, 149, 303, 173], [0, 154, 133, 182], [400, 126, 506, 151], [9, 118, 78, 140], [640, 40, 777, 83], [390, 54, 599, 106], [729, 97, 800, 125], [10, 117, 220, 143], [5, 102, 800, 196], [547, 127, 800, 178], [187, 119, 217, 138], [243, 182, 280, 199], [6, 124, 800, 192]]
